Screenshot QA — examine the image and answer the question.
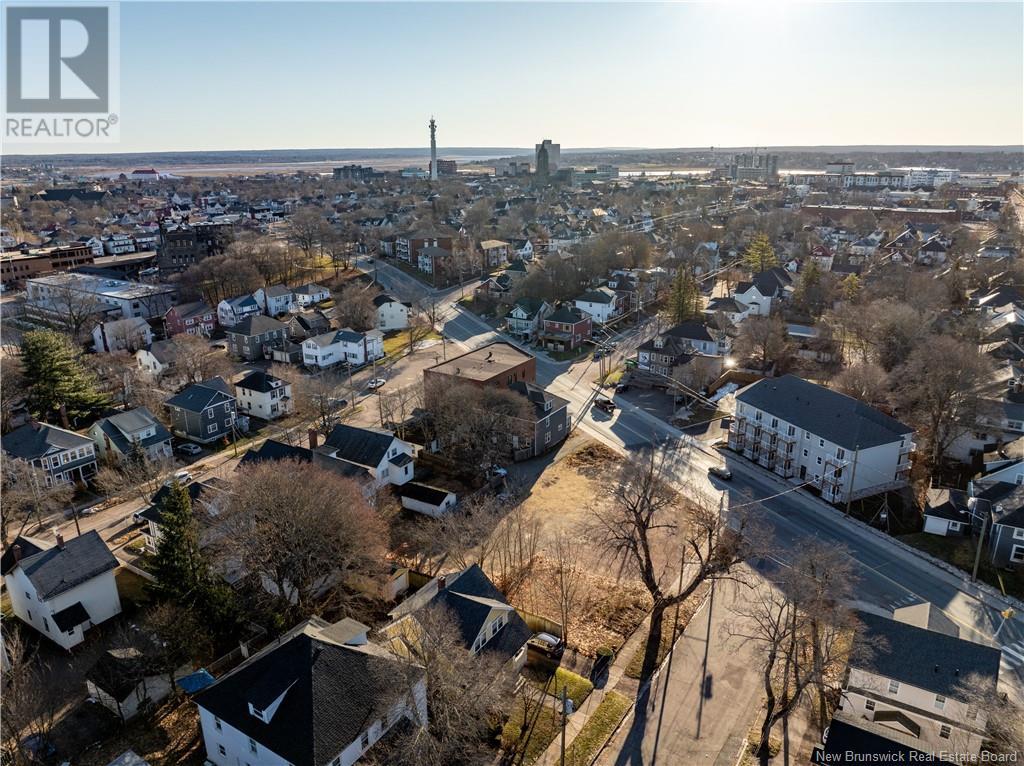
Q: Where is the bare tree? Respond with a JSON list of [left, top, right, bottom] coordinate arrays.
[[735, 315, 790, 370], [1, 455, 74, 543], [213, 460, 388, 620], [831, 360, 890, 405], [1, 628, 61, 766], [334, 282, 377, 331], [292, 368, 350, 435], [378, 384, 423, 439], [406, 314, 433, 355], [47, 282, 102, 342], [954, 673, 1024, 755], [142, 601, 213, 691], [551, 531, 584, 647], [894, 335, 994, 472], [376, 604, 515, 766], [92, 450, 176, 505], [289, 207, 327, 257], [166, 334, 234, 385]]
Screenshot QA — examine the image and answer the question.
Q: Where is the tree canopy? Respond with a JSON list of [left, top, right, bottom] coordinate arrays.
[[20, 329, 108, 423]]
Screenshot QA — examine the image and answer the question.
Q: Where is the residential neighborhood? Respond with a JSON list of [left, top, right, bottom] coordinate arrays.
[[1, 4, 1023, 765]]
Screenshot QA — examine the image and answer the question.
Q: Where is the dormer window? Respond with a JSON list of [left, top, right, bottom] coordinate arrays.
[[248, 704, 266, 721]]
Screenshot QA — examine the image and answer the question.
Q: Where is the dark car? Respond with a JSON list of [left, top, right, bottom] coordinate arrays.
[[708, 465, 732, 481], [594, 396, 617, 413], [528, 632, 565, 658], [615, 382, 630, 393]]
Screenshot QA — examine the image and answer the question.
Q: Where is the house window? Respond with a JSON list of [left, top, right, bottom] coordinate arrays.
[[207, 409, 215, 419], [25, 591, 30, 600], [248, 738, 257, 754], [207, 424, 217, 434], [214, 717, 222, 732], [948, 521, 961, 531], [887, 680, 900, 695], [939, 725, 951, 739], [218, 745, 226, 756], [1011, 545, 1024, 564], [816, 457, 822, 465], [43, 618, 49, 632], [1014, 528, 1024, 541], [934, 695, 946, 710], [865, 700, 875, 711], [360, 731, 370, 750], [770, 418, 778, 428], [802, 449, 808, 457], [819, 439, 825, 448], [787, 425, 795, 436], [836, 448, 846, 460]]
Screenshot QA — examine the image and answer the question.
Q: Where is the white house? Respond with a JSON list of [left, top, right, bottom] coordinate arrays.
[[729, 375, 914, 504], [1, 531, 121, 650], [292, 283, 330, 308], [321, 424, 416, 489], [921, 488, 973, 537], [195, 617, 426, 766], [399, 483, 458, 518], [373, 294, 411, 331], [732, 268, 792, 317], [234, 370, 293, 420], [506, 297, 552, 341], [302, 329, 384, 370], [261, 284, 293, 316], [836, 611, 1000, 757], [86, 648, 179, 722], [92, 317, 154, 353], [574, 286, 620, 324], [217, 292, 263, 328], [704, 296, 750, 326], [88, 407, 173, 463], [135, 339, 176, 381]]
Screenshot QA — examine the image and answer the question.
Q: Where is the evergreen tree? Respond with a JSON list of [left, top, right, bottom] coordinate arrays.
[[793, 261, 824, 315], [20, 330, 108, 423], [149, 481, 207, 605], [742, 233, 778, 273], [669, 269, 700, 324], [840, 273, 862, 302]]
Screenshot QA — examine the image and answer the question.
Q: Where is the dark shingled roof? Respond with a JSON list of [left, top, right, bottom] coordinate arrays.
[[235, 370, 286, 394], [53, 601, 92, 632], [165, 377, 234, 412], [87, 647, 148, 698], [820, 719, 939, 764], [391, 564, 532, 663], [923, 488, 972, 522], [736, 375, 912, 451], [227, 314, 287, 338], [2, 422, 93, 460], [854, 611, 1000, 698], [323, 424, 395, 468], [3, 531, 117, 600], [195, 625, 421, 765], [238, 439, 312, 468], [399, 482, 453, 506]]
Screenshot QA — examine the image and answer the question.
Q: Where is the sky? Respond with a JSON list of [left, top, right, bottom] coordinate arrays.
[[6, 1, 1023, 155]]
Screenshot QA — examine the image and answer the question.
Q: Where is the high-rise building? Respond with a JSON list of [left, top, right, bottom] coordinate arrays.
[[535, 139, 560, 176], [729, 152, 779, 182], [429, 117, 438, 181]]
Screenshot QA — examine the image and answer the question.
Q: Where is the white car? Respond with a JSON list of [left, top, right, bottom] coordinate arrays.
[[367, 378, 387, 390], [176, 443, 202, 456], [164, 470, 193, 487]]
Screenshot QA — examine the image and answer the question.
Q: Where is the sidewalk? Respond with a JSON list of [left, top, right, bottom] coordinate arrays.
[[534, 607, 654, 766]]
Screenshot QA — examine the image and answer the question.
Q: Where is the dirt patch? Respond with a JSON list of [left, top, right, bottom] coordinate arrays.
[[76, 697, 205, 766]]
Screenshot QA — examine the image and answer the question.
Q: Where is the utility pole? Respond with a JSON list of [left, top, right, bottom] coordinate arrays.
[[559, 685, 568, 766], [972, 511, 989, 583], [844, 444, 860, 517]]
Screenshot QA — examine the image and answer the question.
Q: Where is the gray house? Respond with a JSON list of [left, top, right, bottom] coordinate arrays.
[[508, 381, 570, 460], [972, 481, 1024, 568], [1, 422, 98, 487], [225, 315, 288, 362], [164, 378, 237, 444]]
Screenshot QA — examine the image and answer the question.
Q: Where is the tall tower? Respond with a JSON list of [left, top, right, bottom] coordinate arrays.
[[429, 117, 438, 181]]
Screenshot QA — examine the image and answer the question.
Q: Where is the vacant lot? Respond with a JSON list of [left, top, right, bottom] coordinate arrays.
[[502, 442, 657, 656]]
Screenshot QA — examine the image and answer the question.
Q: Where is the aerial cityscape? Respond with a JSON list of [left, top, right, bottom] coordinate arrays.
[[1, 2, 1023, 766]]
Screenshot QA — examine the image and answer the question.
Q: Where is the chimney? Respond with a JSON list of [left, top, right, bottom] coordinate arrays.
[[59, 403, 70, 429], [437, 575, 446, 590], [12, 544, 22, 564], [308, 429, 319, 450], [55, 532, 65, 549]]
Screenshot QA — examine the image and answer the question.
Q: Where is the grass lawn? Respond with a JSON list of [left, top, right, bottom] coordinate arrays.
[[603, 369, 624, 386], [116, 568, 152, 605], [563, 691, 632, 766], [624, 585, 709, 679], [502, 696, 562, 764], [528, 667, 594, 708], [1, 590, 12, 618], [899, 532, 1024, 600]]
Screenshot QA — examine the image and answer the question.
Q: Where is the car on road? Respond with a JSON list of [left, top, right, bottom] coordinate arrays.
[[487, 464, 508, 479], [708, 465, 732, 481], [164, 470, 193, 486], [615, 382, 630, 393], [367, 378, 387, 390], [210, 342, 227, 350], [79, 504, 100, 516], [176, 443, 202, 456], [594, 396, 617, 413], [593, 349, 604, 360]]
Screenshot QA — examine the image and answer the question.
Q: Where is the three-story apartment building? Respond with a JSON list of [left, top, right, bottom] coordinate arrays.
[[729, 375, 914, 504]]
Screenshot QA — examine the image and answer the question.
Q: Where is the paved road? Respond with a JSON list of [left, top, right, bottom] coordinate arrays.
[[596, 577, 765, 766]]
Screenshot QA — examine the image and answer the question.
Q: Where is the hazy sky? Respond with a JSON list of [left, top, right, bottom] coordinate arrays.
[[8, 1, 1023, 154]]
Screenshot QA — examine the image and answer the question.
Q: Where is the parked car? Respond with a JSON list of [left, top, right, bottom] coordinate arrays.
[[79, 504, 100, 516], [594, 396, 617, 413], [708, 465, 732, 481], [177, 443, 202, 456], [210, 342, 227, 350], [367, 378, 387, 390], [528, 632, 565, 658], [164, 470, 193, 486], [593, 349, 604, 360], [487, 464, 508, 479], [615, 383, 630, 393]]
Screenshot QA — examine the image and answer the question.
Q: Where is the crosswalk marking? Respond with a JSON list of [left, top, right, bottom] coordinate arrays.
[[1001, 641, 1024, 667]]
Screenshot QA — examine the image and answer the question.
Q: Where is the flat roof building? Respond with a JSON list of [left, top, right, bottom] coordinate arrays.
[[423, 341, 536, 388]]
